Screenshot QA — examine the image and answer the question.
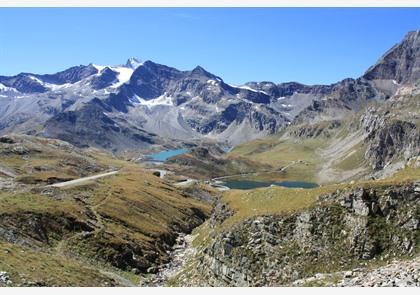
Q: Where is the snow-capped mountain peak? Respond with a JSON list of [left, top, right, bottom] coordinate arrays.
[[108, 66, 135, 88], [125, 57, 143, 69]]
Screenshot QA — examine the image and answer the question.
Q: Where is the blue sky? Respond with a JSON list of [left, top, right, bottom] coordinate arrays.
[[0, 8, 419, 85]]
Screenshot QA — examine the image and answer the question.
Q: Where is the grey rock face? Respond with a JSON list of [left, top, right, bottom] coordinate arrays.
[[127, 60, 184, 99], [292, 77, 382, 126], [90, 67, 119, 90], [43, 99, 158, 152], [37, 64, 99, 85], [364, 31, 420, 84], [0, 74, 48, 93], [361, 106, 420, 170]]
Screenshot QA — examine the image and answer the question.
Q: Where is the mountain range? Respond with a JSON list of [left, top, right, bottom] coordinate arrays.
[[1, 31, 417, 154]]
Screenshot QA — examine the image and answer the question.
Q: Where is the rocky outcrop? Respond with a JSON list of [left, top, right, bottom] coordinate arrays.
[[188, 183, 419, 286], [361, 106, 420, 170], [0, 271, 12, 286], [0, 212, 94, 248]]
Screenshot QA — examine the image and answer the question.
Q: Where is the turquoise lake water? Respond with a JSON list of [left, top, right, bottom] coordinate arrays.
[[147, 148, 187, 162], [221, 179, 319, 190]]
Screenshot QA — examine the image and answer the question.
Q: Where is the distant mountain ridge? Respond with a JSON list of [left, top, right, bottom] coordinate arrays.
[[0, 31, 419, 153]]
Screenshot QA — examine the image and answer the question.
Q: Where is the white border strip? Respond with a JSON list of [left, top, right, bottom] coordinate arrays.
[[0, 0, 420, 7]]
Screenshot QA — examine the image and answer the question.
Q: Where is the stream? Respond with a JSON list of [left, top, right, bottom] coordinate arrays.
[[141, 233, 196, 286]]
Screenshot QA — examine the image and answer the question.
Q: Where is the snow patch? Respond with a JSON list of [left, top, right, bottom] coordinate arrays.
[[92, 64, 106, 72], [0, 83, 18, 93], [27, 76, 77, 92], [45, 83, 72, 91], [92, 63, 136, 88], [132, 93, 174, 108], [228, 84, 268, 95], [207, 79, 218, 86], [28, 76, 44, 84], [109, 66, 134, 88]]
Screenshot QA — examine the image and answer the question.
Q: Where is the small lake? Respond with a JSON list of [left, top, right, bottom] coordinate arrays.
[[221, 146, 233, 153], [146, 148, 187, 162], [221, 179, 318, 190]]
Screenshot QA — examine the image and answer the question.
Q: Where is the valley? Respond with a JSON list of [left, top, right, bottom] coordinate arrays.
[[0, 30, 419, 287]]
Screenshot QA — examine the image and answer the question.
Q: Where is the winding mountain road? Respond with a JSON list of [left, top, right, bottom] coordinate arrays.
[[48, 170, 119, 188]]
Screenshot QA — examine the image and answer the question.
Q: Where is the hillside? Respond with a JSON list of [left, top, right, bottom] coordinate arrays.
[[0, 135, 211, 286]]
